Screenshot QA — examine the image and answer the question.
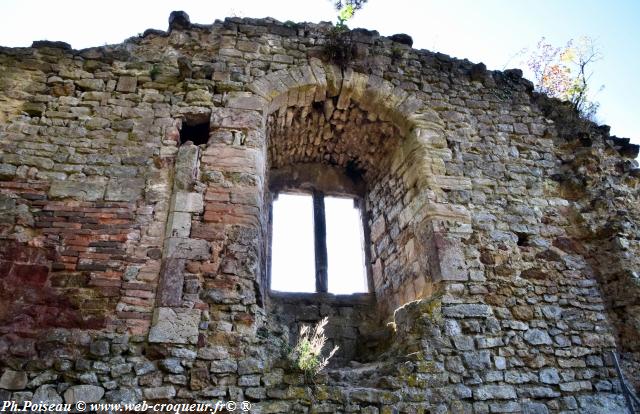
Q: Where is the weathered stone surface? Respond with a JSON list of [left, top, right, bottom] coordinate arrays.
[[116, 76, 137, 93], [174, 143, 199, 191], [172, 191, 204, 213], [63, 385, 105, 404], [539, 367, 560, 384], [522, 402, 549, 414], [576, 394, 628, 413], [210, 360, 238, 373], [49, 179, 106, 200], [148, 307, 200, 344], [524, 329, 553, 345], [166, 212, 192, 238], [156, 258, 185, 306], [143, 386, 176, 400], [473, 385, 517, 400], [164, 237, 210, 260], [443, 304, 493, 318], [0, 163, 17, 179], [32, 385, 63, 404], [105, 178, 145, 201], [0, 370, 27, 390]]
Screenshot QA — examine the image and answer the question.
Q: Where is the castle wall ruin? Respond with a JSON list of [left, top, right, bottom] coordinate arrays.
[[0, 11, 639, 413]]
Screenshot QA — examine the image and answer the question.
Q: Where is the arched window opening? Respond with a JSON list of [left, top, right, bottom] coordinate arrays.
[[270, 191, 368, 295]]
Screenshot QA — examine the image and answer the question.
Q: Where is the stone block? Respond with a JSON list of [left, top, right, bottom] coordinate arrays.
[[210, 108, 263, 130], [105, 177, 144, 201], [148, 307, 200, 344], [210, 359, 238, 373], [32, 385, 62, 404], [443, 304, 493, 318], [431, 234, 468, 281], [166, 212, 192, 238], [116, 76, 137, 93], [3, 154, 54, 170], [473, 385, 517, 401], [164, 238, 210, 260], [174, 144, 199, 191], [0, 163, 17, 179], [226, 93, 268, 111], [576, 394, 627, 413], [156, 258, 185, 307], [63, 385, 104, 404], [0, 369, 27, 390], [198, 346, 229, 360], [523, 328, 552, 345], [237, 358, 264, 375], [172, 191, 203, 213], [522, 402, 549, 414], [49, 179, 106, 201], [519, 386, 561, 399], [539, 367, 560, 384], [76, 78, 105, 91], [143, 386, 176, 400]]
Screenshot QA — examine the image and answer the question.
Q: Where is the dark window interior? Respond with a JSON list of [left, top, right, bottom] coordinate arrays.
[[180, 119, 209, 146]]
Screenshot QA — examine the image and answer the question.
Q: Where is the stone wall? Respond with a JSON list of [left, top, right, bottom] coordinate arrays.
[[0, 10, 639, 413]]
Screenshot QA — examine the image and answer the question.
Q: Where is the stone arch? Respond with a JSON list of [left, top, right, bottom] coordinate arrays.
[[232, 61, 473, 320]]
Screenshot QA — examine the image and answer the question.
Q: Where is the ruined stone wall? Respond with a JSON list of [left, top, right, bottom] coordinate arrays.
[[0, 11, 639, 413]]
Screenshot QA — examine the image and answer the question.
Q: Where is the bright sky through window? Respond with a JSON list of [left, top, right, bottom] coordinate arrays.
[[270, 193, 367, 294], [270, 193, 315, 293], [325, 197, 367, 294]]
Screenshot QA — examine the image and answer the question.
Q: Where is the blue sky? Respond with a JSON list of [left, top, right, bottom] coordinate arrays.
[[1, 0, 638, 141]]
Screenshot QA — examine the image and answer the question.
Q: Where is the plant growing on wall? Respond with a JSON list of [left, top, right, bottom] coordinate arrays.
[[290, 317, 339, 379], [525, 36, 603, 120], [323, 0, 369, 67]]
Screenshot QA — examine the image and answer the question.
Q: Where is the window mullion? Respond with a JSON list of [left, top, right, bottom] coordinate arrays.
[[312, 190, 328, 293]]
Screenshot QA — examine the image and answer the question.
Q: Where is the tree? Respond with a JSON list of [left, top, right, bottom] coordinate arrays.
[[332, 0, 368, 12], [526, 36, 603, 120], [330, 0, 368, 27]]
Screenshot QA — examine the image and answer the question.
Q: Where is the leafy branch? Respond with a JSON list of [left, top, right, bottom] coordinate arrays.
[[525, 36, 603, 120]]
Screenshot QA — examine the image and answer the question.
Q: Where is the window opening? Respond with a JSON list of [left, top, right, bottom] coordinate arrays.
[[179, 119, 209, 146], [325, 196, 367, 294], [270, 193, 315, 293], [270, 191, 367, 295]]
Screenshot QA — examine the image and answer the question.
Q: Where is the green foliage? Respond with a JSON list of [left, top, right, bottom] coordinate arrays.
[[149, 64, 160, 81], [337, 5, 355, 27], [525, 37, 603, 120], [390, 47, 404, 63], [290, 317, 339, 379], [330, 0, 367, 28], [332, 0, 368, 12], [324, 27, 355, 68]]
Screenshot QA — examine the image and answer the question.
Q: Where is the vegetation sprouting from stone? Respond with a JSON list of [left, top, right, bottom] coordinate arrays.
[[290, 317, 339, 378], [525, 36, 603, 120]]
